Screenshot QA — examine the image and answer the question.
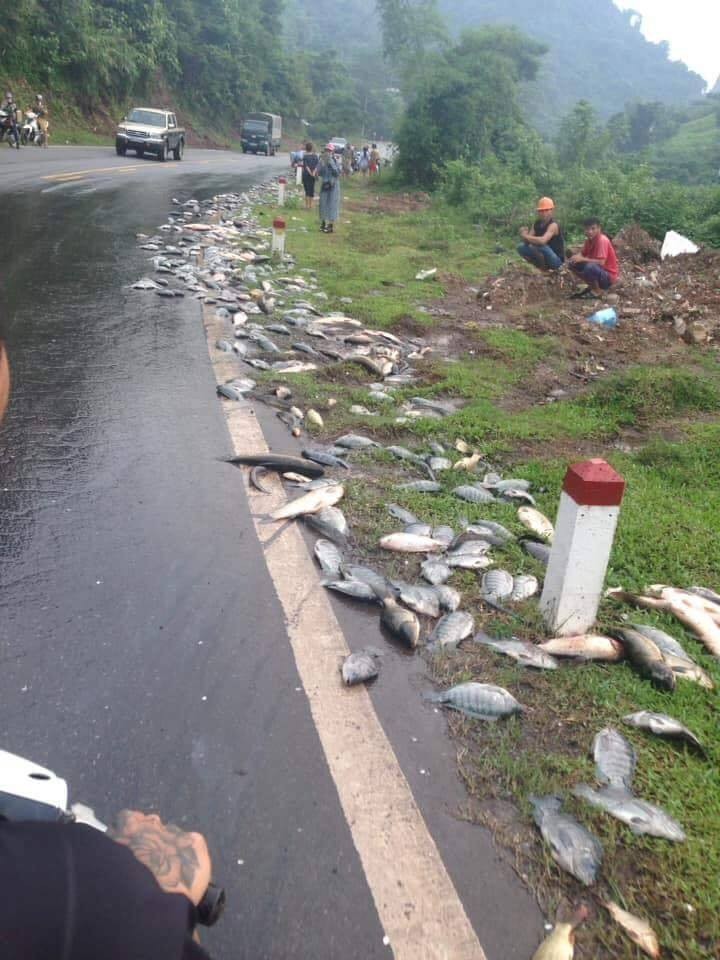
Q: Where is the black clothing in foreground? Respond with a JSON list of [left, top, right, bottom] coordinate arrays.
[[0, 821, 210, 960], [532, 217, 565, 262]]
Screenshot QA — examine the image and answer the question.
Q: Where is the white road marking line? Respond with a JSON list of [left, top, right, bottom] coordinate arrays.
[[204, 308, 487, 960]]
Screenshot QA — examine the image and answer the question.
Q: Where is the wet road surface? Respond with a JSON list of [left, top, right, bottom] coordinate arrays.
[[0, 148, 541, 958]]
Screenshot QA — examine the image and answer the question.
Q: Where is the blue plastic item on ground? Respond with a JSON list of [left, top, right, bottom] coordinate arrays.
[[588, 307, 618, 328]]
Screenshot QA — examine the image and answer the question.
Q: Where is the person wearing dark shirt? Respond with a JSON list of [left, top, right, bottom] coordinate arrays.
[[517, 197, 565, 271], [568, 217, 620, 298], [3, 91, 20, 149], [0, 810, 213, 959], [301, 140, 319, 210]]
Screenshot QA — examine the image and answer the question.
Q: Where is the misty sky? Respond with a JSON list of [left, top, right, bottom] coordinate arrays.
[[615, 1, 719, 87]]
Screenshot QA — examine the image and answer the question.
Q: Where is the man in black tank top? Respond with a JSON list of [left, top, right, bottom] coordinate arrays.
[[518, 197, 565, 271]]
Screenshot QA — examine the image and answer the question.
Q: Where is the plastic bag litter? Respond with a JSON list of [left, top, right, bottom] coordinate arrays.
[[661, 230, 699, 259]]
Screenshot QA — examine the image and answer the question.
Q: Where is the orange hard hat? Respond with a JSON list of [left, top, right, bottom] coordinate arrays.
[[537, 197, 555, 211]]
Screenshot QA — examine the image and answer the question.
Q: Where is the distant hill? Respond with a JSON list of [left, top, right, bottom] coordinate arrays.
[[651, 112, 720, 184], [437, 0, 705, 127]]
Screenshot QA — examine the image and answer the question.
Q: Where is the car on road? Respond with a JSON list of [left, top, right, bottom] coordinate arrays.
[[116, 108, 185, 161], [327, 137, 347, 152]]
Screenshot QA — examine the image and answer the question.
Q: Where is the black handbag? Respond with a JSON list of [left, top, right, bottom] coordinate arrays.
[[321, 180, 332, 192]]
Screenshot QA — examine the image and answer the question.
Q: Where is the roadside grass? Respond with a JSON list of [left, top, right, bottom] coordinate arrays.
[[249, 176, 720, 956]]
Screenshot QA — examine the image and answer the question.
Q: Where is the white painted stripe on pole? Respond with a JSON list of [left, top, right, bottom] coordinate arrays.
[[205, 307, 487, 960]]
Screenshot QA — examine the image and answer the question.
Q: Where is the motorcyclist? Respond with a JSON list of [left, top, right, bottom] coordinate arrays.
[[34, 93, 49, 146], [3, 91, 20, 149]]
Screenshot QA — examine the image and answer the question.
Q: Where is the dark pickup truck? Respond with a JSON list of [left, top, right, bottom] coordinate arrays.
[[116, 108, 185, 161]]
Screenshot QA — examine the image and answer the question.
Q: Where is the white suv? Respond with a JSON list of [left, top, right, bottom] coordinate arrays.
[[327, 137, 347, 151]]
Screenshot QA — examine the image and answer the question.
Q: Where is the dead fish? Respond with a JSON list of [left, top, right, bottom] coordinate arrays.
[[475, 633, 559, 670], [341, 650, 380, 685], [393, 583, 441, 618], [446, 553, 493, 570], [493, 478, 532, 493], [232, 341, 248, 357], [431, 525, 455, 547], [249, 465, 272, 494], [687, 584, 720, 607], [404, 522, 433, 537], [223, 453, 324, 478], [593, 727, 636, 792], [248, 332, 280, 353], [613, 586, 720, 660], [344, 333, 372, 345], [379, 533, 445, 554], [602, 901, 660, 959], [499, 487, 536, 506], [325, 580, 377, 602], [453, 453, 482, 472], [346, 354, 391, 377], [453, 485, 495, 504], [215, 338, 234, 352], [341, 564, 389, 598], [467, 519, 515, 542], [664, 656, 715, 690], [314, 539, 344, 577], [421, 559, 452, 586], [531, 923, 575, 960], [349, 404, 375, 416], [292, 342, 320, 356], [429, 442, 446, 456], [302, 448, 350, 470], [428, 457, 452, 472], [531, 795, 602, 886], [481, 569, 515, 601], [537, 635, 625, 661], [622, 711, 706, 756], [522, 539, 551, 565], [511, 574, 539, 602], [305, 503, 348, 535], [630, 623, 692, 662], [217, 383, 248, 401], [271, 484, 344, 521], [611, 628, 676, 691], [334, 434, 380, 450], [409, 396, 454, 416], [518, 507, 554, 543], [428, 682, 522, 720], [306, 409, 324, 428], [435, 585, 461, 612], [387, 504, 418, 525], [454, 439, 471, 453], [449, 540, 491, 557], [396, 480, 442, 493], [574, 783, 685, 841], [380, 598, 420, 648], [426, 611, 474, 652]]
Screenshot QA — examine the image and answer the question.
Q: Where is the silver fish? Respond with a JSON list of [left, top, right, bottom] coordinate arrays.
[[573, 784, 686, 842], [449, 540, 491, 556], [421, 559, 452, 586], [302, 448, 350, 470], [427, 612, 475, 652], [428, 442, 446, 455], [248, 332, 280, 353], [314, 539, 343, 577], [468, 519, 514, 541], [393, 583, 441, 618], [531, 795, 602, 886], [325, 580, 379, 603], [304, 506, 349, 546], [428, 456, 452, 472], [429, 682, 522, 720], [475, 633, 558, 670], [271, 484, 344, 521], [334, 434, 380, 450], [499, 488, 536, 506], [387, 503, 418, 525], [687, 585, 720, 607], [215, 338, 234, 352], [511, 574, 539, 602], [404, 522, 433, 537], [446, 553, 493, 570], [622, 711, 706, 756], [341, 564, 389, 598], [380, 598, 420, 648], [593, 727, 636, 791], [379, 533, 445, 554], [342, 650, 380, 685], [453, 485, 495, 504], [518, 507, 554, 542], [481, 569, 515, 601], [396, 480, 442, 493], [409, 397, 454, 416], [217, 383, 246, 401], [493, 478, 532, 493], [431, 525, 455, 547], [452, 528, 504, 549], [521, 539, 551, 565], [630, 623, 692, 662]]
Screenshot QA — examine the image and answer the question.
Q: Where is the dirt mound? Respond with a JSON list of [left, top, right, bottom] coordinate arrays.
[[613, 223, 661, 263]]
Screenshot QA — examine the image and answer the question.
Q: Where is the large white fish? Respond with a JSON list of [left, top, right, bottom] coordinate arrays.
[[271, 484, 344, 521]]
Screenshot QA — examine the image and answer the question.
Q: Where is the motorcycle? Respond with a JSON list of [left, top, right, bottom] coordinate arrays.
[[21, 110, 39, 145], [0, 748, 225, 926], [0, 108, 17, 145]]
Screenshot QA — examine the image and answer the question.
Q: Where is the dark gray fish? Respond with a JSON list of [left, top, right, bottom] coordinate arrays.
[[249, 465, 272, 494], [431, 525, 455, 548], [687, 585, 720, 607], [387, 503, 418, 525], [521, 539, 551, 565], [622, 711, 706, 756], [292, 342, 321, 356], [215, 338, 234, 352], [451, 528, 505, 549], [303, 509, 348, 547], [611, 628, 676, 691], [531, 795, 603, 886], [468, 519, 515, 542], [404, 522, 433, 537], [409, 397, 455, 417], [217, 383, 246, 401], [392, 582, 441, 618], [396, 480, 442, 493], [426, 611, 475, 652], [248, 332, 281, 353], [265, 323, 291, 335], [435, 585, 461, 612], [573, 784, 686, 842], [428, 682, 522, 720], [421, 559, 452, 586], [325, 580, 378, 602], [342, 564, 389, 598], [428, 442, 446, 456], [593, 727, 637, 791], [474, 633, 559, 670], [223, 453, 324, 478], [334, 434, 380, 450], [380, 598, 421, 648], [243, 357, 271, 370], [631, 623, 692, 663], [453, 485, 495, 504], [342, 650, 380, 685], [314, 538, 344, 577], [302, 448, 350, 470]]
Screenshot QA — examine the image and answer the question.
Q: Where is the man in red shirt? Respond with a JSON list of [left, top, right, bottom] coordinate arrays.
[[568, 217, 619, 299]]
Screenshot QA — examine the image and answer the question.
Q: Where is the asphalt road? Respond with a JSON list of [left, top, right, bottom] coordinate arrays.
[[0, 147, 541, 958]]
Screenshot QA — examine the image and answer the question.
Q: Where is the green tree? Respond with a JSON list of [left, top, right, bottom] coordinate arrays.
[[556, 100, 609, 169]]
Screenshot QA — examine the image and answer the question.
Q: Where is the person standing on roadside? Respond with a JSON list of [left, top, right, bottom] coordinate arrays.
[[517, 197, 565, 272], [315, 144, 341, 233], [369, 143, 381, 175], [3, 91, 20, 149], [359, 145, 369, 176], [34, 94, 49, 147], [301, 141, 318, 210]]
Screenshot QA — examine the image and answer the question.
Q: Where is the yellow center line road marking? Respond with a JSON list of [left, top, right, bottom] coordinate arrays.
[[204, 306, 488, 960], [42, 164, 140, 181]]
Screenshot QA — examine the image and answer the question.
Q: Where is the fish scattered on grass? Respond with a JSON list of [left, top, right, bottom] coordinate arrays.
[[428, 681, 522, 720], [622, 711, 706, 756], [421, 559, 452, 586], [453, 484, 496, 504], [531, 795, 602, 886], [510, 574, 539, 601], [396, 480, 442, 493], [631, 622, 692, 661], [387, 503, 418, 525], [573, 784, 686, 841], [428, 456, 452, 471], [602, 901, 660, 959], [446, 553, 493, 570], [403, 522, 433, 537], [518, 506, 554, 542], [393, 582, 441, 618], [302, 448, 350, 470], [379, 597, 420, 648], [426, 611, 474, 652], [431, 525, 455, 547], [593, 727, 636, 792], [271, 484, 344, 521], [303, 506, 348, 546], [334, 434, 380, 450], [314, 539, 344, 577], [341, 564, 389, 598], [611, 627, 676, 691], [536, 635, 625, 661], [379, 532, 446, 554], [481, 569, 515, 601], [325, 580, 378, 602], [475, 633, 559, 670], [612, 585, 720, 660], [342, 650, 380, 685]]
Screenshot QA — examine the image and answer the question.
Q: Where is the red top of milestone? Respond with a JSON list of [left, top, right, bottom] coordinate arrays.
[[273, 218, 286, 229], [563, 458, 625, 506]]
